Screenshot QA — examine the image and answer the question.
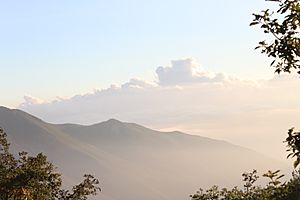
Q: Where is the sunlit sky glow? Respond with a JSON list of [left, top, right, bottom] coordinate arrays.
[[0, 0, 278, 107], [1, 0, 298, 161]]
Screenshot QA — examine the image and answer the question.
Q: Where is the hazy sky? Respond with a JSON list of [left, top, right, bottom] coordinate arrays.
[[17, 58, 300, 161], [1, 0, 277, 107], [1, 1, 299, 161]]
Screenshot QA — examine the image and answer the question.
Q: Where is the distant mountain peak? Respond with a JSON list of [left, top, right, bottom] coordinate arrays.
[[0, 106, 288, 200], [97, 118, 125, 127], [106, 118, 122, 123]]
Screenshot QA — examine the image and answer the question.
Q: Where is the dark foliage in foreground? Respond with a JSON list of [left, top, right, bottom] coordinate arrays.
[[190, 169, 300, 200], [250, 0, 299, 74], [0, 128, 100, 200]]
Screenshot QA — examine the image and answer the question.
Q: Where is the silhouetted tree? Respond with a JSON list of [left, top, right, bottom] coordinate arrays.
[[250, 0, 299, 74], [190, 169, 300, 200], [190, 1, 300, 199], [0, 128, 100, 200], [251, 0, 300, 168], [285, 128, 300, 168]]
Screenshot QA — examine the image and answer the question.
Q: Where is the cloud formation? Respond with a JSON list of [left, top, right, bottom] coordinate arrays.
[[121, 78, 157, 89], [18, 58, 300, 160], [156, 58, 229, 85], [21, 96, 45, 107]]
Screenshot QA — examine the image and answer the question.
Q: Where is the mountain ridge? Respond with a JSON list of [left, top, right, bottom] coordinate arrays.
[[0, 107, 258, 152], [0, 106, 289, 200]]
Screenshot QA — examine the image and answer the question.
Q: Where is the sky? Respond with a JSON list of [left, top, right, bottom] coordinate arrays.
[[0, 0, 299, 161], [0, 0, 277, 106]]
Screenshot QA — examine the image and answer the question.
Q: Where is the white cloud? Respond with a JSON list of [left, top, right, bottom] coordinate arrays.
[[20, 96, 45, 107], [17, 58, 300, 161], [121, 78, 157, 89], [156, 58, 230, 85]]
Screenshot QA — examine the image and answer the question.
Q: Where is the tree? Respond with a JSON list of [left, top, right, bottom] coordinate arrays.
[[251, 0, 300, 168], [190, 1, 300, 199], [0, 127, 100, 200], [285, 128, 300, 168], [250, 0, 299, 74], [190, 169, 300, 200]]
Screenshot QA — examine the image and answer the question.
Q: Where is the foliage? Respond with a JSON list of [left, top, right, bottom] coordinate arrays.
[[191, 3, 300, 191], [190, 1, 300, 199], [0, 128, 100, 200], [250, 0, 300, 74], [190, 169, 300, 200], [285, 127, 300, 168]]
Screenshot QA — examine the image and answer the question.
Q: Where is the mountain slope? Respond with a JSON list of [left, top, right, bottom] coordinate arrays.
[[0, 106, 288, 200]]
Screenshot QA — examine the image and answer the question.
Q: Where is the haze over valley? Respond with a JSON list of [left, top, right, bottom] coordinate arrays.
[[0, 106, 289, 200], [1, 0, 299, 199]]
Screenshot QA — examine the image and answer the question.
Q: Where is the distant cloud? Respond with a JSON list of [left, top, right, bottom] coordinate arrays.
[[20, 96, 45, 107], [156, 58, 230, 85], [17, 58, 300, 160], [18, 58, 246, 125], [121, 78, 157, 89]]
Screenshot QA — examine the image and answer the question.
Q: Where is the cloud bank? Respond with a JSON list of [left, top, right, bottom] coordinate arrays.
[[18, 58, 300, 160], [156, 58, 229, 85]]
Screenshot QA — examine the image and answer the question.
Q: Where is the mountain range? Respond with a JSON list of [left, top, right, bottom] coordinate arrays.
[[0, 106, 288, 200]]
